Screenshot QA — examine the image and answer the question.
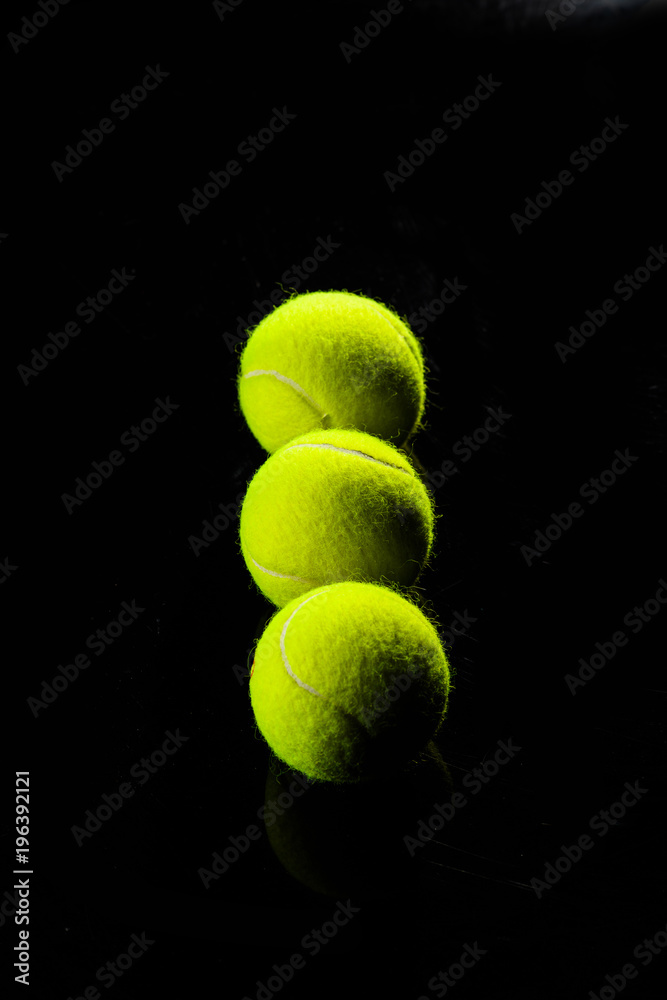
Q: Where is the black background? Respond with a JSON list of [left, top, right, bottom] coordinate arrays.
[[5, 1, 667, 998]]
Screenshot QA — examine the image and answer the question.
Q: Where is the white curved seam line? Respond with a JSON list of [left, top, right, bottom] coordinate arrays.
[[366, 301, 422, 367], [366, 302, 410, 349], [250, 556, 311, 583], [280, 590, 330, 696], [366, 301, 423, 392], [284, 442, 411, 474], [242, 369, 325, 416]]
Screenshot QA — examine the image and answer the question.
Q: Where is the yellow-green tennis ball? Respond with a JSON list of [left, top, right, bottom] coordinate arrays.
[[249, 582, 451, 783], [237, 289, 426, 453], [239, 428, 435, 608]]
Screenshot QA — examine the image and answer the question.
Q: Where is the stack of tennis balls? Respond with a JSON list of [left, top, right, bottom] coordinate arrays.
[[236, 289, 450, 784]]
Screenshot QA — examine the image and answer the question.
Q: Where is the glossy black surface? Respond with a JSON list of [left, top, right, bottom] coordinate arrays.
[[8, 3, 666, 997]]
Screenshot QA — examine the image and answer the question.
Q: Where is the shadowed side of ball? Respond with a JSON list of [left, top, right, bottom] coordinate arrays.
[[237, 290, 426, 453], [249, 582, 451, 783], [238, 428, 436, 607]]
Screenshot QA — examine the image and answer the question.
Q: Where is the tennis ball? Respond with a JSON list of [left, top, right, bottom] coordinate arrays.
[[237, 289, 426, 453], [239, 427, 435, 607], [249, 582, 451, 783]]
